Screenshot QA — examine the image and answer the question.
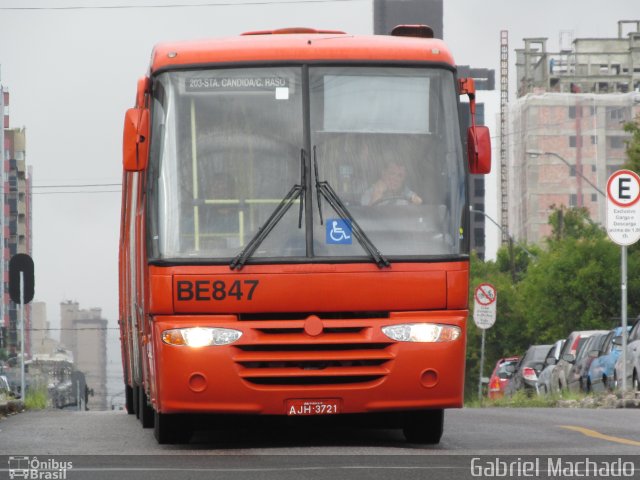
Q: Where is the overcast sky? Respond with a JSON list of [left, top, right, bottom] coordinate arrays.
[[0, 0, 638, 332]]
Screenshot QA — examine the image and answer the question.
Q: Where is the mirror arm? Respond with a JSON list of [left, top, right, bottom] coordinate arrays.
[[458, 77, 477, 120], [459, 77, 480, 159], [136, 76, 150, 108]]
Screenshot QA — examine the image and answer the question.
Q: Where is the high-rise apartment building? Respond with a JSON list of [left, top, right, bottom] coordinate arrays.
[[31, 301, 60, 356], [2, 85, 33, 357], [60, 301, 108, 410], [510, 21, 640, 244]]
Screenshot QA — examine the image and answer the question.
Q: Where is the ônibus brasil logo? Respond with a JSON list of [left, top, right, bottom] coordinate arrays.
[[8, 456, 73, 480]]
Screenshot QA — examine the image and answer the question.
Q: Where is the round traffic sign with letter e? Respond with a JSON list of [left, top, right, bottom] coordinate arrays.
[[607, 170, 640, 207], [606, 170, 640, 246]]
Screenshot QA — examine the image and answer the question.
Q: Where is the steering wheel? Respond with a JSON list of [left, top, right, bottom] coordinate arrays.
[[370, 195, 410, 206]]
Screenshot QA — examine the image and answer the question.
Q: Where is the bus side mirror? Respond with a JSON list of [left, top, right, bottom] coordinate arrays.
[[123, 107, 149, 172], [467, 125, 491, 174], [458, 77, 491, 175]]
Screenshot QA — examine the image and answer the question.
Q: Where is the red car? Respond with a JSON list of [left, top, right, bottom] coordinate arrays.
[[488, 357, 520, 399]]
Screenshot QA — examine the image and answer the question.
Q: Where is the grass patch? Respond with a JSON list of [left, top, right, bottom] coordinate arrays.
[[24, 387, 48, 410], [465, 389, 588, 408]]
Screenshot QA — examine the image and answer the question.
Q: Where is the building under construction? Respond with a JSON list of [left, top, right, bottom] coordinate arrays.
[[509, 21, 640, 244]]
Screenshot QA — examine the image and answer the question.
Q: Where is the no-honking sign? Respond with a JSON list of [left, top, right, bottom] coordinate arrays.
[[606, 169, 640, 246]]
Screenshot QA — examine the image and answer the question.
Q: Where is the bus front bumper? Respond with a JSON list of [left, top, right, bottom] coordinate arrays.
[[152, 312, 466, 415]]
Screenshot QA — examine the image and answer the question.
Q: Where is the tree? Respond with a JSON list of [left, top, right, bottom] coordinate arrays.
[[517, 235, 619, 343], [623, 116, 640, 173], [547, 205, 604, 244]]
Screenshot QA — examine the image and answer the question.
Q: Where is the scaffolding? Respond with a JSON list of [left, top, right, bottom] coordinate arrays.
[[500, 30, 509, 243]]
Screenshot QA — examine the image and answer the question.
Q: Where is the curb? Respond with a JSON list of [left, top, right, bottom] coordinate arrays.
[[0, 400, 25, 417]]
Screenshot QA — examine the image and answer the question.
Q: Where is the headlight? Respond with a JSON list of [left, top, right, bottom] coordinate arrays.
[[381, 323, 461, 343], [161, 327, 242, 347]]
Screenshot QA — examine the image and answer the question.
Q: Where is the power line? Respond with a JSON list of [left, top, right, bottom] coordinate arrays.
[[24, 327, 119, 331], [32, 183, 121, 188], [0, 0, 360, 11], [31, 190, 121, 195]]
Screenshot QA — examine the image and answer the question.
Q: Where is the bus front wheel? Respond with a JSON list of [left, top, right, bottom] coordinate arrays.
[[154, 412, 191, 444], [402, 409, 444, 444]]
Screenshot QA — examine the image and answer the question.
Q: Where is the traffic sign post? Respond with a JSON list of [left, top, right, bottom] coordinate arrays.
[[9, 254, 35, 400], [606, 169, 640, 392], [474, 283, 497, 401]]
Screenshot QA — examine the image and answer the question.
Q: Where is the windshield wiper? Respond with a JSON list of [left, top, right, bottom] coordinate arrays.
[[313, 146, 390, 268], [230, 150, 306, 270]]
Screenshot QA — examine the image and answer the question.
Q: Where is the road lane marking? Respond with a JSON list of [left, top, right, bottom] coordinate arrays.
[[560, 425, 640, 447]]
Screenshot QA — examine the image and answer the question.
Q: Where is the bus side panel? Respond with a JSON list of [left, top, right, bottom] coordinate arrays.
[[119, 172, 134, 394]]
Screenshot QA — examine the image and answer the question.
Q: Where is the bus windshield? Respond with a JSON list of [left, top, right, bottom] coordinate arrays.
[[148, 66, 466, 262]]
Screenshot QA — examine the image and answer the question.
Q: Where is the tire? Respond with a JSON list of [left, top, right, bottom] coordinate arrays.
[[125, 385, 135, 415], [154, 411, 191, 445], [132, 384, 140, 418], [402, 409, 444, 444], [139, 388, 154, 429]]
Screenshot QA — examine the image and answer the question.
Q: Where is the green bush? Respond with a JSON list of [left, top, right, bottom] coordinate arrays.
[[24, 387, 48, 410], [465, 389, 587, 408]]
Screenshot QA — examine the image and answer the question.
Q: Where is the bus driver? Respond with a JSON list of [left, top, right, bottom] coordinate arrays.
[[361, 160, 423, 206]]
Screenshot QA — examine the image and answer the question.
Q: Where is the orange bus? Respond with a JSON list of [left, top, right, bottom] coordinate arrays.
[[119, 25, 491, 444]]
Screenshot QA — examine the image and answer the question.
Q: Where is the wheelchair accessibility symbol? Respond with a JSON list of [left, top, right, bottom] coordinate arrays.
[[326, 218, 352, 244]]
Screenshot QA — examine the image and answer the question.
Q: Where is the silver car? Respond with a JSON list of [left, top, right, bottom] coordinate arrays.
[[536, 340, 565, 395], [550, 330, 607, 392]]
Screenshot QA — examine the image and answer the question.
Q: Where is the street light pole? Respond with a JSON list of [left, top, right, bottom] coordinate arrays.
[[469, 206, 536, 260], [470, 206, 516, 281], [525, 150, 606, 197]]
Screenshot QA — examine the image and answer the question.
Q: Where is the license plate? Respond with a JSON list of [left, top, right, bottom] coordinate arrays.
[[286, 399, 341, 416]]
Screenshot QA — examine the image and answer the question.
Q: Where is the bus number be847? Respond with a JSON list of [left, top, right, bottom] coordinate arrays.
[[176, 280, 259, 302]]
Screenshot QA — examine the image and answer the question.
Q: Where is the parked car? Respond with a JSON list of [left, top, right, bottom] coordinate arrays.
[[614, 319, 640, 390], [488, 357, 520, 399], [566, 331, 608, 392], [536, 340, 565, 395], [550, 330, 607, 392], [0, 375, 11, 397], [588, 327, 630, 392], [504, 345, 551, 396]]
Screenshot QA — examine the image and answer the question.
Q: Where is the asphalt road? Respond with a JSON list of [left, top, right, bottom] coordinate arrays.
[[0, 408, 639, 479]]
